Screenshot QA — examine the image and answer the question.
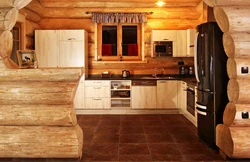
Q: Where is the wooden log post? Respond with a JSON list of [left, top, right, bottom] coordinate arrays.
[[223, 32, 250, 58], [213, 6, 250, 33], [0, 30, 13, 59], [203, 0, 250, 7], [0, 7, 18, 31], [0, 57, 84, 158], [216, 124, 250, 158], [223, 102, 250, 127], [227, 79, 250, 104], [0, 0, 32, 9]]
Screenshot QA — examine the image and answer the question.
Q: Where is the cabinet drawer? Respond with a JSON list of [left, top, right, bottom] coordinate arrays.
[[85, 80, 110, 87], [85, 86, 110, 98], [85, 98, 110, 109], [59, 30, 85, 41]]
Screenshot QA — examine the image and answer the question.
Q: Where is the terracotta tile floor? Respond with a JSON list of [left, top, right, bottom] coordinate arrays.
[[1, 114, 250, 162]]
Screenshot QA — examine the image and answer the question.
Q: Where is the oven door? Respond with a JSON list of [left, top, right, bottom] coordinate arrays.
[[187, 87, 195, 116]]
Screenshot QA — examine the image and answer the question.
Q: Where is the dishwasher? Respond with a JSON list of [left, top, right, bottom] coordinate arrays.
[[131, 80, 157, 109]]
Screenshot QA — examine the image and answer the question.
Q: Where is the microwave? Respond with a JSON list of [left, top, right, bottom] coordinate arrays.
[[153, 41, 173, 57]]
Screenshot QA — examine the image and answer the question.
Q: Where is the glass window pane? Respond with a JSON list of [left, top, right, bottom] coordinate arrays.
[[102, 26, 117, 56], [122, 25, 138, 56], [11, 25, 21, 65]]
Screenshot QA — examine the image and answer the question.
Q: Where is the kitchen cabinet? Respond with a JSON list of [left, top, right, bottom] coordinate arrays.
[[186, 29, 196, 57], [74, 76, 85, 109], [131, 81, 157, 109], [35, 30, 88, 68], [157, 80, 178, 108], [84, 80, 110, 109], [174, 30, 187, 57], [151, 30, 177, 42], [177, 81, 187, 112], [110, 80, 131, 108]]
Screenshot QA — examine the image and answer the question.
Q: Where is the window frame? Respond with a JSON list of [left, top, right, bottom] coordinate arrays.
[[96, 22, 144, 61]]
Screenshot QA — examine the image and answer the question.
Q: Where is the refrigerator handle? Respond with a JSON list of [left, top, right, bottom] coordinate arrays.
[[194, 32, 200, 83], [196, 109, 207, 116], [196, 102, 207, 110]]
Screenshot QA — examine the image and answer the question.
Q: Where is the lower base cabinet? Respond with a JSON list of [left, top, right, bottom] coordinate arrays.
[[157, 80, 178, 108], [131, 86, 157, 109], [85, 98, 110, 109]]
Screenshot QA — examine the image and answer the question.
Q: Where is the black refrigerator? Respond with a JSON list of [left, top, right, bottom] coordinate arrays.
[[194, 22, 229, 147]]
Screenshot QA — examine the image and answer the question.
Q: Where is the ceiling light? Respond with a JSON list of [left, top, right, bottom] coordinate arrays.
[[156, 1, 166, 7]]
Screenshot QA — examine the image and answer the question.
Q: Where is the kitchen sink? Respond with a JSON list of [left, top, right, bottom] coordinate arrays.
[[141, 76, 180, 80]]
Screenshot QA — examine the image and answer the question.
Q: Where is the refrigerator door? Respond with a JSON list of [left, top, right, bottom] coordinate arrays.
[[196, 110, 216, 148], [196, 89, 214, 113], [196, 24, 213, 92]]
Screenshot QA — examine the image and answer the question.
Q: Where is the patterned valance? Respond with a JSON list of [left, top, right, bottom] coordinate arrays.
[[89, 12, 151, 24]]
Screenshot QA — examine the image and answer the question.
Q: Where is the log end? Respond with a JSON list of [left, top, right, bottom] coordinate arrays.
[[216, 124, 233, 158], [214, 7, 229, 33], [223, 102, 236, 126], [227, 58, 237, 79], [223, 33, 235, 58], [227, 79, 239, 103], [202, 0, 215, 7]]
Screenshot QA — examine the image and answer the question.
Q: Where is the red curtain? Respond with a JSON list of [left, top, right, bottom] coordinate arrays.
[[102, 44, 112, 56], [128, 44, 138, 56]]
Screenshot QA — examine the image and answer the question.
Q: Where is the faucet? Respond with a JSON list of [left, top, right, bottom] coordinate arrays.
[[152, 67, 158, 78], [161, 66, 165, 75]]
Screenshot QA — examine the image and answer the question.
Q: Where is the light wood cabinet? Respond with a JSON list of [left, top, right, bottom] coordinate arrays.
[[110, 80, 131, 108], [151, 30, 177, 42], [35, 30, 88, 68], [157, 80, 178, 108], [84, 80, 110, 109], [131, 86, 157, 109], [74, 76, 85, 109], [187, 29, 196, 57], [35, 30, 59, 67], [174, 30, 187, 57], [177, 81, 187, 111]]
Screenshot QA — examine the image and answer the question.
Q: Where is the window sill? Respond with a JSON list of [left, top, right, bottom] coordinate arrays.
[[92, 59, 148, 64]]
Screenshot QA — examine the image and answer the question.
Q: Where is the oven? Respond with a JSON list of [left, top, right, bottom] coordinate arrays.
[[186, 86, 195, 116]]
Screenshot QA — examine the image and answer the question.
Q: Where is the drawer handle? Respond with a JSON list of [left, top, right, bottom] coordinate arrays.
[[93, 98, 101, 100], [94, 87, 101, 89], [68, 38, 76, 40]]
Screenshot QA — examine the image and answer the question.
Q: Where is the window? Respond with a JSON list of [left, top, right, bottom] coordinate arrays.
[[98, 23, 143, 61], [10, 23, 22, 65]]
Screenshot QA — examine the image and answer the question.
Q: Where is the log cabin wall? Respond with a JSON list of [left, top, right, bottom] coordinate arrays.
[[20, 0, 209, 75]]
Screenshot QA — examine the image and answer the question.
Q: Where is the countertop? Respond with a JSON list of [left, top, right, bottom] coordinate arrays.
[[85, 74, 197, 86]]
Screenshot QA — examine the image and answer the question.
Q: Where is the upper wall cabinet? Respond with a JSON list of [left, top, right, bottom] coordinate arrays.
[[175, 30, 187, 57], [186, 29, 196, 57], [151, 30, 177, 42], [35, 30, 88, 68]]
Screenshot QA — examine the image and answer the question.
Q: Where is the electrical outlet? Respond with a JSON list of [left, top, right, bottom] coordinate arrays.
[[178, 61, 184, 66], [242, 112, 249, 119], [241, 67, 248, 74]]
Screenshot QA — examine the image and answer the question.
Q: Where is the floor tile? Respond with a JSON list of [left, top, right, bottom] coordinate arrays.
[[95, 126, 120, 135], [120, 126, 144, 134], [92, 134, 119, 143], [88, 143, 119, 155], [148, 143, 181, 156], [140, 115, 161, 121], [119, 155, 152, 161], [177, 143, 212, 155], [119, 143, 150, 155], [98, 120, 120, 127], [143, 126, 169, 134], [120, 115, 141, 121], [171, 133, 201, 143], [142, 120, 165, 127], [120, 134, 147, 143], [120, 120, 142, 127], [146, 133, 174, 143]]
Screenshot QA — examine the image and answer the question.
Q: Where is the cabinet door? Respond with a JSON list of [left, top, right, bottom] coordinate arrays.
[[157, 80, 178, 108], [59, 41, 84, 67], [74, 80, 84, 109], [85, 98, 110, 109], [131, 86, 157, 109], [187, 29, 196, 57], [59, 30, 85, 41], [85, 86, 110, 98], [35, 30, 60, 67], [174, 30, 187, 57], [177, 81, 187, 112], [152, 30, 177, 41]]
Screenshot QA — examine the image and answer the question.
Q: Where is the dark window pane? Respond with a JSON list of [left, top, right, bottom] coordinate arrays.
[[11, 25, 21, 65], [122, 26, 138, 56], [102, 26, 117, 56]]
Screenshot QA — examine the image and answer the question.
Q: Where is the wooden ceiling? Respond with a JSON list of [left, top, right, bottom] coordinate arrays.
[[24, 0, 204, 20]]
